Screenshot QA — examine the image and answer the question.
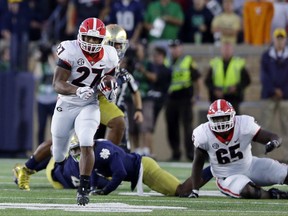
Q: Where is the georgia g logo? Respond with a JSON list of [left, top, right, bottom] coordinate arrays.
[[56, 107, 62, 112]]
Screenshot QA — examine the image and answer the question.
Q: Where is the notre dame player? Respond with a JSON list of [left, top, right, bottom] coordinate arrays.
[[13, 136, 213, 196], [96, 24, 143, 152]]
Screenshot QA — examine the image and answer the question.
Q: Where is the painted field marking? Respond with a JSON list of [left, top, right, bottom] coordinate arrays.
[[119, 190, 225, 197], [0, 203, 186, 213]]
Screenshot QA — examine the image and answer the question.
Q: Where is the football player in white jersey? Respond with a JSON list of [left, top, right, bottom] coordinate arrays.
[[189, 99, 288, 199], [51, 17, 119, 206]]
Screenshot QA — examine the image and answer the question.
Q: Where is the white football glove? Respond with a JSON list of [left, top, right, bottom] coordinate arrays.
[[98, 79, 118, 103], [76, 86, 94, 100]]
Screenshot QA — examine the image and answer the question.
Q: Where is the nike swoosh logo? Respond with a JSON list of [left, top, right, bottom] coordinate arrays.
[[80, 89, 88, 94], [108, 91, 113, 101], [100, 64, 105, 67]]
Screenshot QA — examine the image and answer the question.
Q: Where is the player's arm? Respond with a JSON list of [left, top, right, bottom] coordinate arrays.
[[190, 147, 206, 197], [253, 128, 282, 154], [178, 165, 213, 197], [91, 155, 127, 195], [53, 65, 77, 95], [131, 90, 143, 123]]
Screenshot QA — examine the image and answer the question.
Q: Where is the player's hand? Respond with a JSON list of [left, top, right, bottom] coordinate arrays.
[[116, 68, 131, 85], [188, 190, 199, 198], [76, 86, 94, 100], [98, 79, 118, 103], [89, 189, 106, 196], [265, 140, 281, 154]]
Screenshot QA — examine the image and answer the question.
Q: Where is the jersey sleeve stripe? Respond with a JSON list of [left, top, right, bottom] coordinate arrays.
[[57, 58, 72, 71]]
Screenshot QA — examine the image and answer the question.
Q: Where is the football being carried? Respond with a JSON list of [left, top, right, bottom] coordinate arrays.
[[98, 75, 118, 103]]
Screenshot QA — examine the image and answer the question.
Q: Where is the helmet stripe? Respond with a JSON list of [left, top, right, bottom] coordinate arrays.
[[93, 18, 97, 30], [217, 99, 221, 112]]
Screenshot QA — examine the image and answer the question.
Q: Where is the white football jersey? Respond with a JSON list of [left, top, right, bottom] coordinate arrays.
[[193, 115, 261, 178], [56, 40, 119, 104]]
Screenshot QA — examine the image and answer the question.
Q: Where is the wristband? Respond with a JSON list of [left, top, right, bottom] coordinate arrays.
[[135, 108, 142, 112]]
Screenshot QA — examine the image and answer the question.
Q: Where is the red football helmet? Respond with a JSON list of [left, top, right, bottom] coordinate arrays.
[[207, 99, 236, 133], [77, 17, 106, 53]]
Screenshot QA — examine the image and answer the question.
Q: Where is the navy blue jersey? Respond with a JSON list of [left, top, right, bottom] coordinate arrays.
[[108, 0, 144, 39], [51, 139, 141, 193], [92, 139, 142, 194], [52, 155, 80, 189]]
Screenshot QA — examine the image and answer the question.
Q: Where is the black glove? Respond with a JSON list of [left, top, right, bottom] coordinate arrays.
[[188, 190, 199, 198], [265, 140, 280, 154], [116, 68, 131, 85], [89, 188, 106, 195]]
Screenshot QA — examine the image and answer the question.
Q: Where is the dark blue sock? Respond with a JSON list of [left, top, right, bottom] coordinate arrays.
[[25, 156, 38, 171], [34, 156, 51, 172]]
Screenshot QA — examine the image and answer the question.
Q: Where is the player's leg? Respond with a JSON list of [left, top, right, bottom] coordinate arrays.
[[51, 99, 76, 163], [106, 116, 125, 144], [180, 98, 194, 161], [246, 157, 288, 199], [138, 100, 154, 156], [13, 139, 53, 190], [118, 109, 131, 152], [249, 157, 288, 186], [165, 99, 181, 160], [217, 174, 288, 199], [216, 174, 250, 198], [74, 103, 100, 205], [142, 157, 180, 196], [99, 95, 125, 145]]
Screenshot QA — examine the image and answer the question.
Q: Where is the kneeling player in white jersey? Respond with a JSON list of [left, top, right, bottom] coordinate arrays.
[[51, 17, 119, 205], [189, 99, 288, 199]]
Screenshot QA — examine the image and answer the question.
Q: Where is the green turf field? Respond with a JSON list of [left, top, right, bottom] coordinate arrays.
[[1, 158, 288, 216]]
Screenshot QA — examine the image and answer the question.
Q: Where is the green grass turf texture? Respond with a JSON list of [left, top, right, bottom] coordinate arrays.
[[0, 158, 288, 216]]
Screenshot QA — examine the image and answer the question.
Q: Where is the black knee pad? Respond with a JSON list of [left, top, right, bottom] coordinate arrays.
[[240, 182, 261, 199]]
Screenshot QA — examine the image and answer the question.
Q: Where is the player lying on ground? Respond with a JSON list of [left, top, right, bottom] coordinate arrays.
[[13, 137, 212, 196], [189, 99, 288, 199]]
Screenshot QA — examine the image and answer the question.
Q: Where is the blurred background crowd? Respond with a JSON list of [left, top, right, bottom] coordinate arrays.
[[0, 0, 288, 162]]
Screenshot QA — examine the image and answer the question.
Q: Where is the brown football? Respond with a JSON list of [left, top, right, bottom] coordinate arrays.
[[101, 75, 117, 90]]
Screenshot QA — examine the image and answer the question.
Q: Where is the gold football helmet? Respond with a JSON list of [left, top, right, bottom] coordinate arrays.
[[105, 24, 129, 59]]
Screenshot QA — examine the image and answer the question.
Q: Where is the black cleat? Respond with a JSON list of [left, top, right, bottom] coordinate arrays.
[[268, 188, 288, 199], [77, 187, 90, 206]]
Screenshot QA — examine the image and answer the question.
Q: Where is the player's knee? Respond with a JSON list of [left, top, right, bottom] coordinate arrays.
[[78, 133, 94, 147], [53, 152, 66, 163], [76, 125, 96, 147], [240, 182, 261, 199], [108, 116, 125, 131]]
